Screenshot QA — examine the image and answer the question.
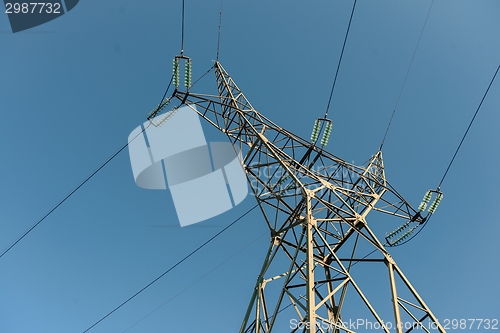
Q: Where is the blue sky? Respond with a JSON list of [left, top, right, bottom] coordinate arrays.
[[1, 1, 499, 332]]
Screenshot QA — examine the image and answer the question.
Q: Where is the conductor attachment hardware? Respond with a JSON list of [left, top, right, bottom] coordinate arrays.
[[310, 118, 333, 147], [173, 55, 192, 89]]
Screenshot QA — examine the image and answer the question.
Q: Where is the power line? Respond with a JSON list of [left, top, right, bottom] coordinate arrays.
[[0, 77, 175, 258], [181, 0, 185, 55], [191, 64, 215, 88], [324, 0, 357, 119], [392, 63, 499, 247], [437, 64, 500, 190], [0, 127, 147, 260], [0, 74, 176, 260], [380, 0, 435, 151], [158, 75, 173, 109], [122, 230, 266, 332], [83, 203, 259, 332], [216, 1, 222, 61]]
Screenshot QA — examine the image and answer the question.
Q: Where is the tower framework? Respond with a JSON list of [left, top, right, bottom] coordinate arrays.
[[170, 61, 446, 333]]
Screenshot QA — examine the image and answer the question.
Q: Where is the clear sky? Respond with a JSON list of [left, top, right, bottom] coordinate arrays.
[[1, 1, 499, 332]]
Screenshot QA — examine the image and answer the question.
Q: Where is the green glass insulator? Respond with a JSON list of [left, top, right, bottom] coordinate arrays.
[[428, 193, 443, 214], [418, 202, 427, 212], [172, 58, 180, 87], [423, 190, 432, 203], [311, 120, 321, 142], [320, 122, 333, 146], [184, 60, 192, 88]]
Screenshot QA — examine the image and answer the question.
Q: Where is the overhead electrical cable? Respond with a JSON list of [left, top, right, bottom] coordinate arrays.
[[157, 76, 173, 110], [391, 63, 499, 247], [309, 0, 356, 148], [122, 230, 266, 332], [180, 0, 185, 55], [0, 76, 175, 260], [82, 204, 259, 333], [0, 126, 148, 260], [216, 1, 222, 61], [323, 0, 357, 119], [379, 0, 434, 151], [191, 64, 214, 88], [436, 64, 500, 190]]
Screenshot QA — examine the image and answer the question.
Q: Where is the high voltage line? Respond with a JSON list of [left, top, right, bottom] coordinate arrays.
[[83, 204, 259, 332], [1, 1, 498, 331]]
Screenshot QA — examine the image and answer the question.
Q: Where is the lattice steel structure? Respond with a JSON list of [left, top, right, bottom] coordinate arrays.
[[166, 61, 446, 333]]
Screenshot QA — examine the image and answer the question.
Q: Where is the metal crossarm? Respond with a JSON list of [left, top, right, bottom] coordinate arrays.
[[168, 61, 445, 333]]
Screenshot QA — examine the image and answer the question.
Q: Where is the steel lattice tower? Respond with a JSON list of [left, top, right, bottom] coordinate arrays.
[[168, 61, 446, 333]]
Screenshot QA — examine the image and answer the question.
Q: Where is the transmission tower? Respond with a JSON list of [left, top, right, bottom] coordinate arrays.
[[165, 60, 446, 333]]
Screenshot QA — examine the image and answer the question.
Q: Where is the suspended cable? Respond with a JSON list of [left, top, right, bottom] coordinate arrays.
[[122, 230, 266, 332], [323, 0, 357, 119], [388, 64, 499, 247], [379, 109, 396, 151], [309, 0, 357, 148], [379, 0, 434, 151], [0, 127, 148, 260], [180, 0, 185, 55], [437, 64, 500, 190], [158, 75, 173, 109], [191, 65, 214, 88], [148, 74, 175, 120], [216, 1, 222, 61], [0, 72, 176, 260], [83, 204, 259, 333]]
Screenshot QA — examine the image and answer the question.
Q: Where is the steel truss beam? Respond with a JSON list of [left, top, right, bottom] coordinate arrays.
[[169, 62, 446, 333]]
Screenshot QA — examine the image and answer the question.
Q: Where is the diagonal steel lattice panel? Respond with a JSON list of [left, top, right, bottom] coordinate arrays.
[[163, 61, 446, 333]]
